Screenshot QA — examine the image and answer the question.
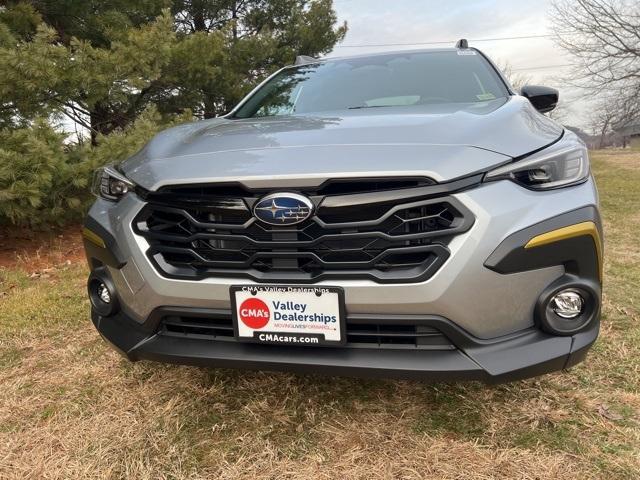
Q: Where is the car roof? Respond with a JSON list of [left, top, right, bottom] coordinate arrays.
[[303, 47, 470, 65]]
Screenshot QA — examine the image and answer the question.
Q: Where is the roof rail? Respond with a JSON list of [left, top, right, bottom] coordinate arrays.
[[295, 55, 317, 66], [455, 38, 469, 49]]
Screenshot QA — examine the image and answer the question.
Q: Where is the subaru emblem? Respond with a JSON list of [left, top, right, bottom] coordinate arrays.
[[253, 193, 314, 226]]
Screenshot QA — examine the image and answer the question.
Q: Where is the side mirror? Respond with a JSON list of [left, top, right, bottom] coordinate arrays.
[[520, 85, 559, 113]]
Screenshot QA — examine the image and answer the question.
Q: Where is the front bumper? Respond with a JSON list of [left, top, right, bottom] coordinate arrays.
[[92, 305, 599, 383], [84, 179, 601, 339], [84, 176, 602, 382]]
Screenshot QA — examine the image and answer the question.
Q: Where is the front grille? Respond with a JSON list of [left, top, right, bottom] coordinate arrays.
[[134, 177, 476, 283], [159, 314, 455, 350]]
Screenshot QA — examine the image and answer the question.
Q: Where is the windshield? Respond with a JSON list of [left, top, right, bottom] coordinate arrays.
[[233, 50, 509, 118]]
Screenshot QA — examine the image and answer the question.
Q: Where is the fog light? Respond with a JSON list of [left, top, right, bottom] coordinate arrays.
[[97, 282, 111, 304], [551, 290, 584, 319], [88, 272, 119, 317], [536, 278, 599, 335]]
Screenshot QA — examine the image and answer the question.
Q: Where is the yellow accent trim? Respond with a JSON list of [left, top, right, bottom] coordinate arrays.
[[82, 227, 106, 248], [525, 221, 603, 281]]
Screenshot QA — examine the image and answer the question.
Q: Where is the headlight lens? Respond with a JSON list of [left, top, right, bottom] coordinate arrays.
[[91, 166, 135, 201], [485, 143, 589, 190]]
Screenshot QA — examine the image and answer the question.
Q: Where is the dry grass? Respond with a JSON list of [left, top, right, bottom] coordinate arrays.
[[1, 150, 639, 479]]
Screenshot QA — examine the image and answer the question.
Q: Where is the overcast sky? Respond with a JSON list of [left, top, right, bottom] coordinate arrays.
[[329, 0, 590, 130]]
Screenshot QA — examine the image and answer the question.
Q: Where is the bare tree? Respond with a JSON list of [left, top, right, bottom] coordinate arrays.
[[550, 0, 640, 126], [589, 96, 619, 147], [494, 60, 533, 91], [495, 60, 572, 122], [546, 98, 569, 123]]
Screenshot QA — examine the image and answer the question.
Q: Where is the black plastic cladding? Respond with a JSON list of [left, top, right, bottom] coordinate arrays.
[[91, 305, 600, 383], [133, 176, 479, 283]]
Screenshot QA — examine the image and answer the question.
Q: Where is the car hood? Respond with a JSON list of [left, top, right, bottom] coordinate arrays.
[[121, 96, 562, 190]]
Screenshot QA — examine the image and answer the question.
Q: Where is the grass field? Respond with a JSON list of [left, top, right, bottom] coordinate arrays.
[[1, 151, 639, 479]]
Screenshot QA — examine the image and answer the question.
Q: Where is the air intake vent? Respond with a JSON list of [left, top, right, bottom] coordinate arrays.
[[159, 314, 455, 350]]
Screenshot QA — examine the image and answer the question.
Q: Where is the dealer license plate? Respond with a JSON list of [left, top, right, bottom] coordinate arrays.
[[231, 285, 345, 346]]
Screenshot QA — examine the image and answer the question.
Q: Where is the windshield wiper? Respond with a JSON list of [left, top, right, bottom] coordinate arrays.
[[347, 104, 397, 110]]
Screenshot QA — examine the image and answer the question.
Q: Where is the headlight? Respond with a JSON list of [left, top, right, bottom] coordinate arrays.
[[91, 166, 135, 201], [485, 142, 589, 190]]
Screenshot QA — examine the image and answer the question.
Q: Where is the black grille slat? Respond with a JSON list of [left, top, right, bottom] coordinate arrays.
[[143, 178, 437, 201], [163, 320, 234, 331], [161, 315, 236, 340], [138, 226, 463, 247], [134, 180, 475, 283], [343, 331, 441, 338], [150, 245, 443, 270]]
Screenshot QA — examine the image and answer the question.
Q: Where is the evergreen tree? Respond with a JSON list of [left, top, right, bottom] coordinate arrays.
[[0, 0, 346, 226], [0, 0, 346, 137], [169, 0, 347, 116]]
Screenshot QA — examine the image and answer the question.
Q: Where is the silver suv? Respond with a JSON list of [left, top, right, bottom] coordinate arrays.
[[84, 45, 602, 383]]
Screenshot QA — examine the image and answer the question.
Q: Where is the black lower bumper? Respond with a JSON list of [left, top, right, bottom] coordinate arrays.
[[91, 306, 599, 384]]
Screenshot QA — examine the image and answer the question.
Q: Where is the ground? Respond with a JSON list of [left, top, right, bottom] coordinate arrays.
[[0, 150, 639, 480]]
